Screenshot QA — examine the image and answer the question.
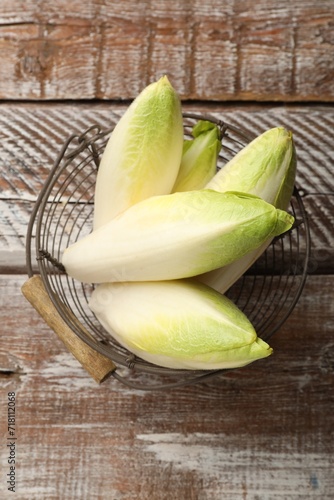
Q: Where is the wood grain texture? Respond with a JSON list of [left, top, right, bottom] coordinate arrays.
[[0, 102, 333, 273], [0, 0, 333, 494], [0, 0, 333, 101], [1, 274, 333, 499], [0, 97, 333, 498]]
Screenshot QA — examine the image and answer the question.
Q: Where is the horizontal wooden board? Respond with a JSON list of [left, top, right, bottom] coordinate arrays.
[[0, 274, 333, 499], [0, 0, 333, 100], [0, 102, 333, 273]]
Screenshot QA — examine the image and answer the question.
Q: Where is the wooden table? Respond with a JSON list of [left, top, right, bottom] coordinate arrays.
[[1, 101, 333, 499], [1, 1, 334, 498]]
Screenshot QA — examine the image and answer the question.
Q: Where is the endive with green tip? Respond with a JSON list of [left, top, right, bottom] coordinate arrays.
[[89, 280, 273, 370], [93, 75, 183, 229], [62, 190, 294, 284], [172, 120, 221, 192], [198, 127, 296, 293]]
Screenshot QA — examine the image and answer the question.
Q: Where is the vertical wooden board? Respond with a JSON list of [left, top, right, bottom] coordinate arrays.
[[239, 44, 293, 99], [192, 25, 238, 99], [236, 14, 294, 98], [42, 24, 100, 99], [98, 21, 150, 99], [146, 20, 194, 96], [0, 23, 101, 100], [0, 24, 43, 99], [189, 2, 237, 99], [296, 47, 334, 100], [191, 3, 285, 100], [232, 2, 296, 100], [294, 13, 334, 99]]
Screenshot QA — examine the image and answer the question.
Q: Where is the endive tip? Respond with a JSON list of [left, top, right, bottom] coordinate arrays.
[[274, 210, 295, 236], [277, 127, 295, 143], [140, 76, 173, 96], [265, 126, 291, 139], [256, 337, 273, 357], [158, 74, 172, 86]]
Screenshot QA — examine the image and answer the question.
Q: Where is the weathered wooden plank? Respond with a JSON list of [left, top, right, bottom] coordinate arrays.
[[0, 0, 333, 101], [0, 274, 333, 498], [0, 103, 333, 273], [2, 103, 334, 197]]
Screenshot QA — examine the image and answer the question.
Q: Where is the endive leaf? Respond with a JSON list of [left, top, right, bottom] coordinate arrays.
[[198, 127, 297, 293], [93, 76, 184, 228], [206, 127, 296, 210], [89, 280, 273, 370], [62, 190, 294, 284], [172, 120, 221, 192]]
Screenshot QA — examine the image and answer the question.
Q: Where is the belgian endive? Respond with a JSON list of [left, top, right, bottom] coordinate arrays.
[[172, 120, 221, 192], [89, 280, 273, 370], [62, 190, 294, 284], [93, 76, 184, 228], [205, 127, 296, 209], [198, 127, 296, 293]]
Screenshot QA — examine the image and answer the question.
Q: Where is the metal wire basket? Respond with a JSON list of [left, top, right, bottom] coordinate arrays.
[[25, 113, 311, 390]]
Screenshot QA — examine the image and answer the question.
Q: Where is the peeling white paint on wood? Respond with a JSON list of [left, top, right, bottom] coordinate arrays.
[[136, 432, 332, 497], [40, 352, 100, 390], [1, 272, 334, 499]]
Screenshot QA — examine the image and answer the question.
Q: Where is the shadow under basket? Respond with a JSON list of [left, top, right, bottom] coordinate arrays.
[[23, 113, 311, 390]]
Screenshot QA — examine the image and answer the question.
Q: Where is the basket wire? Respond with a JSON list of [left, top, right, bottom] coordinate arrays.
[[26, 113, 311, 390]]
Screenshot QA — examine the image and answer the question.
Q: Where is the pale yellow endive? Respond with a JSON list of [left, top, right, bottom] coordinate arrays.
[[62, 190, 294, 284], [198, 127, 296, 293], [172, 120, 221, 192], [89, 280, 273, 370], [93, 76, 184, 228]]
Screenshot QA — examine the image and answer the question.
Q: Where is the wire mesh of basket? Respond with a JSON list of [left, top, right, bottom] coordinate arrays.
[[25, 113, 311, 390]]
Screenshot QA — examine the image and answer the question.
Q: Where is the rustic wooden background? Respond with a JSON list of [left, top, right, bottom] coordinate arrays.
[[1, 0, 334, 101], [1, 1, 334, 499]]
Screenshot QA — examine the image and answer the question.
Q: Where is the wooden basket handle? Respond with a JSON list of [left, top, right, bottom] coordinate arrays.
[[21, 275, 116, 383]]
